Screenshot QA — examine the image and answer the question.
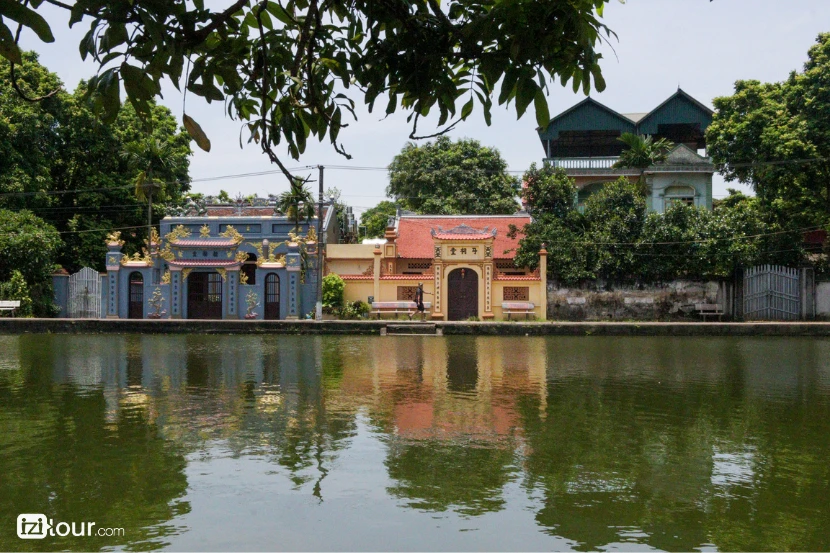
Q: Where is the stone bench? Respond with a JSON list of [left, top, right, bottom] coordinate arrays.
[[371, 301, 432, 320], [0, 300, 21, 317], [502, 301, 536, 320], [695, 303, 724, 321]]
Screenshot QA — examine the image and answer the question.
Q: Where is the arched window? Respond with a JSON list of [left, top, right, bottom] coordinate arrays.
[[242, 252, 257, 285]]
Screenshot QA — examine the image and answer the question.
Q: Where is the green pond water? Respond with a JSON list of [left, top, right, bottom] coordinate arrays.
[[1, 334, 829, 552]]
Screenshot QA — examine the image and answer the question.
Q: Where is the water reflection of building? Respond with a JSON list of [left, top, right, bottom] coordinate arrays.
[[345, 336, 548, 440]]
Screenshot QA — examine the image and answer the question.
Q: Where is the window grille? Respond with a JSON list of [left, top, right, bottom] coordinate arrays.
[[503, 287, 529, 301], [397, 286, 418, 301]]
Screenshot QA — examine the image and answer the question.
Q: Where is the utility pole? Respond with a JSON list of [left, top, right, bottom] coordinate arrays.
[[316, 165, 324, 320]]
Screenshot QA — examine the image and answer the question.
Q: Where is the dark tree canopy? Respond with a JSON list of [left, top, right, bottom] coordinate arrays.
[[387, 136, 520, 214], [706, 33, 830, 225], [0, 52, 192, 272], [359, 200, 397, 239], [0, 0, 615, 183]]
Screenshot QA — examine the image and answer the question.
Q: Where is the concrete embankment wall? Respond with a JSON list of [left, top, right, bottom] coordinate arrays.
[[547, 280, 732, 321], [3, 318, 830, 336]]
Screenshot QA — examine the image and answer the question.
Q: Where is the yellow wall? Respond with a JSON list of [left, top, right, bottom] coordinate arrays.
[[492, 280, 545, 320]]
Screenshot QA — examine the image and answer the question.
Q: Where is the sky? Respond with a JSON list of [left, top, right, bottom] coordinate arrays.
[[22, 0, 830, 216]]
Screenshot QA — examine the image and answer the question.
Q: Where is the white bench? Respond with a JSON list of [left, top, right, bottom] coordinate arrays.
[[502, 301, 536, 320], [371, 301, 432, 320], [0, 300, 21, 317], [695, 303, 724, 321]]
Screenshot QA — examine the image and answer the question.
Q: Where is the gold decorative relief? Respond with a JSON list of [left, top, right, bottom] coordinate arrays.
[[200, 224, 211, 237], [235, 250, 249, 263], [106, 231, 125, 246], [181, 268, 192, 280], [216, 268, 227, 281], [161, 270, 171, 284], [166, 225, 192, 242], [219, 225, 244, 244]]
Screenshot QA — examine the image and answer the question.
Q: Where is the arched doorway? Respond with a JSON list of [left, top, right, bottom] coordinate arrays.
[[447, 268, 478, 321], [242, 253, 257, 284], [187, 271, 223, 319], [264, 273, 280, 320], [128, 272, 144, 319]]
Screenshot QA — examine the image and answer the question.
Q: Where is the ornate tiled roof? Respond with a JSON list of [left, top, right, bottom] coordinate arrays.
[[169, 259, 242, 268], [170, 238, 238, 248], [340, 274, 373, 280], [430, 224, 497, 240], [396, 216, 530, 259]]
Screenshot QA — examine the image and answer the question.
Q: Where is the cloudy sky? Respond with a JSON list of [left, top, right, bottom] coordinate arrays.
[[23, 0, 830, 214]]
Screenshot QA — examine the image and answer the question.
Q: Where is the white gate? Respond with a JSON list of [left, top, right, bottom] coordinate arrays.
[[69, 267, 101, 319], [743, 265, 800, 320]]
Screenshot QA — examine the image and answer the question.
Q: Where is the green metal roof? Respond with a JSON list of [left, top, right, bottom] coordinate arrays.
[[538, 88, 713, 144]]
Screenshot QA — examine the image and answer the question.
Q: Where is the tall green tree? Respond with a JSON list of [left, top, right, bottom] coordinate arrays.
[[0, 209, 61, 315], [278, 179, 316, 233], [0, 0, 614, 184], [360, 201, 398, 239], [387, 137, 520, 215], [706, 33, 830, 226], [122, 137, 184, 246], [0, 53, 191, 272]]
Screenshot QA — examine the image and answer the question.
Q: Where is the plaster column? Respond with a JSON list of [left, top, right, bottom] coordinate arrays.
[[373, 245, 382, 301], [169, 268, 183, 319], [539, 245, 548, 321], [105, 243, 122, 319], [286, 242, 301, 319], [226, 269, 240, 319], [431, 261, 443, 320], [483, 262, 494, 320]]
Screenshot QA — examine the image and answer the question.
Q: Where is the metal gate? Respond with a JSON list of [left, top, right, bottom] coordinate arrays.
[[743, 265, 800, 320], [264, 272, 280, 320], [68, 267, 101, 318]]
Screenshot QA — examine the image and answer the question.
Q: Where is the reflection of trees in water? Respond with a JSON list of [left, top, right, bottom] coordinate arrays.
[[385, 439, 517, 516], [0, 351, 189, 551], [516, 369, 830, 552]]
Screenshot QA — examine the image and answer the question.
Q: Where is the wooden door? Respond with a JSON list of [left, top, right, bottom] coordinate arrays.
[[187, 272, 223, 319], [447, 268, 478, 321], [264, 273, 280, 320], [128, 272, 144, 319]]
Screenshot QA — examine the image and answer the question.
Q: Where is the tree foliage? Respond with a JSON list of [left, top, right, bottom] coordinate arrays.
[[706, 33, 830, 225], [0, 53, 191, 272], [387, 137, 520, 214], [513, 175, 804, 286], [1, 0, 615, 183], [0, 209, 61, 315], [359, 200, 397, 239], [322, 273, 345, 310], [277, 179, 315, 232]]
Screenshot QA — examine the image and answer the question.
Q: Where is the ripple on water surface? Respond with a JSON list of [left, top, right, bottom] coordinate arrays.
[[1, 334, 830, 551]]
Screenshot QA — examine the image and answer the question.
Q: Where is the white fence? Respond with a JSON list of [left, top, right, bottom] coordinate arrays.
[[68, 267, 101, 319]]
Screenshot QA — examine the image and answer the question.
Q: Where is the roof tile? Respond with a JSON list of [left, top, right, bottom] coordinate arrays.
[[396, 216, 530, 259]]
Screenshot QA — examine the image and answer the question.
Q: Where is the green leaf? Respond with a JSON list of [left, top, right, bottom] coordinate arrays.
[[0, 1, 54, 42], [461, 97, 474, 119], [534, 89, 550, 128], [183, 114, 212, 152], [266, 3, 295, 25], [516, 78, 538, 119], [0, 20, 22, 64]]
